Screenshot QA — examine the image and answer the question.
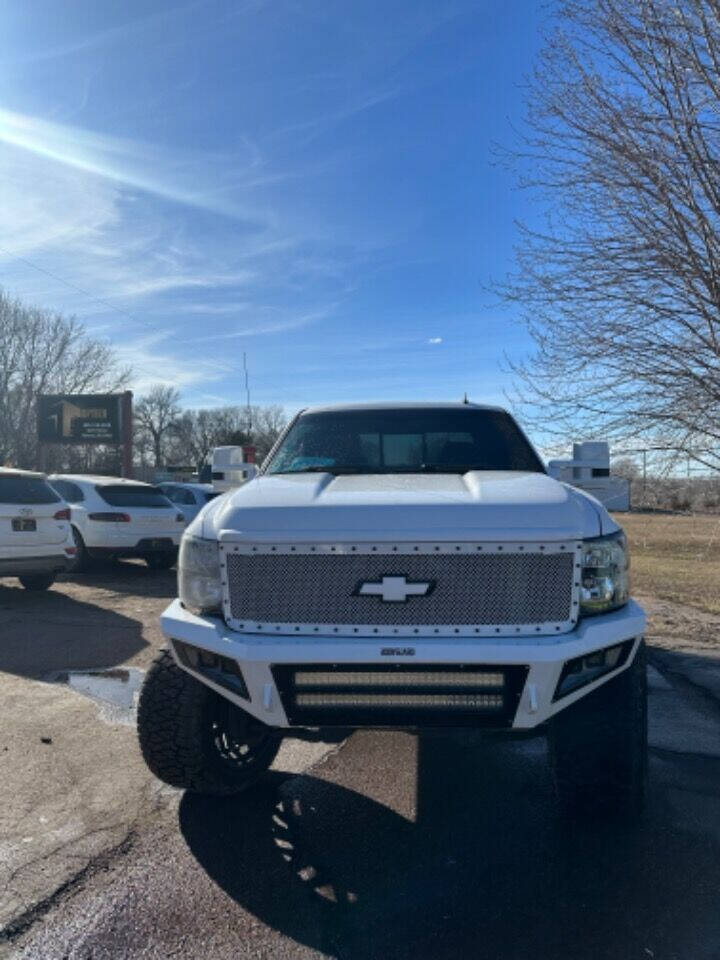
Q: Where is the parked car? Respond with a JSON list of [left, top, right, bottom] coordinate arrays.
[[157, 482, 221, 525], [138, 402, 647, 819], [49, 475, 185, 570], [0, 467, 75, 590]]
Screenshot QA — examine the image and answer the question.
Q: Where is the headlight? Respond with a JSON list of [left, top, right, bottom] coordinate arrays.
[[579, 531, 629, 616], [178, 534, 222, 616]]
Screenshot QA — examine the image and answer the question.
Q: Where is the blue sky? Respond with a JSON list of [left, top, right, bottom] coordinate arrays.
[[0, 0, 546, 413]]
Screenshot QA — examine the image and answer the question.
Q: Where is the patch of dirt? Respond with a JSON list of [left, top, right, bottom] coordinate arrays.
[[639, 594, 720, 654], [619, 512, 720, 615]]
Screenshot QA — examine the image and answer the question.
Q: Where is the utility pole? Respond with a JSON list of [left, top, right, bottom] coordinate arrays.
[[642, 449, 647, 504], [243, 352, 252, 434]]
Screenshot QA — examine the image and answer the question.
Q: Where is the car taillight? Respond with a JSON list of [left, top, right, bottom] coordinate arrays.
[[176, 513, 185, 523], [88, 512, 131, 522], [54, 508, 71, 521]]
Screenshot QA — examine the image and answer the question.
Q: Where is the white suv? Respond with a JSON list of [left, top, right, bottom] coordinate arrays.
[[49, 475, 185, 570], [0, 468, 75, 590]]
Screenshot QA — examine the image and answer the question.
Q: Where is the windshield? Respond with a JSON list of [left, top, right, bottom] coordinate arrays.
[[265, 408, 544, 475], [97, 485, 174, 508]]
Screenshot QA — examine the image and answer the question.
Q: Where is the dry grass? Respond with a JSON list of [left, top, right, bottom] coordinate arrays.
[[616, 512, 720, 615]]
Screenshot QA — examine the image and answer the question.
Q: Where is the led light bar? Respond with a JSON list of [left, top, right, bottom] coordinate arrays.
[[294, 693, 504, 709], [293, 670, 505, 688]]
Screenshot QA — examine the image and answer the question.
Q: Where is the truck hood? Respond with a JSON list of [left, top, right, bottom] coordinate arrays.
[[197, 472, 617, 543]]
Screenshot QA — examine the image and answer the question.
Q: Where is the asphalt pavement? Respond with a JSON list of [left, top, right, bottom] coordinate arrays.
[[5, 648, 720, 960]]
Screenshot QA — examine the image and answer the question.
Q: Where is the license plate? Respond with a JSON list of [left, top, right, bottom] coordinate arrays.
[[12, 518, 36, 532]]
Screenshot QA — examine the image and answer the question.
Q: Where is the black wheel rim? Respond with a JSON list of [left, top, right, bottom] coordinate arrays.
[[209, 698, 272, 769]]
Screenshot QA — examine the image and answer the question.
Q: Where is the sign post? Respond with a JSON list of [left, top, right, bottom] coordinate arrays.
[[121, 391, 133, 478]]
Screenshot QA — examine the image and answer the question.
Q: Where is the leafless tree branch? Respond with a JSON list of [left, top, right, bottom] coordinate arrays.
[[498, 0, 720, 471]]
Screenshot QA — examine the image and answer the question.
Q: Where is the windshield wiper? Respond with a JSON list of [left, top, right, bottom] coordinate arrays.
[[415, 464, 484, 473], [275, 466, 365, 475]]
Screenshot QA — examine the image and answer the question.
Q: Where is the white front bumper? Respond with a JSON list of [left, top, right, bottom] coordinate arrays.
[[104, 527, 182, 547], [160, 598, 646, 730]]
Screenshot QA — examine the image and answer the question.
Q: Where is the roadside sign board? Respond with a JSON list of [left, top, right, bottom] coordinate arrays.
[[37, 394, 123, 445]]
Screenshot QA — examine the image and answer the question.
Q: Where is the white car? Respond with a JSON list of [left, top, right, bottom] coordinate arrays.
[[49, 475, 186, 570], [138, 403, 647, 818], [157, 482, 220, 525], [0, 468, 75, 590]]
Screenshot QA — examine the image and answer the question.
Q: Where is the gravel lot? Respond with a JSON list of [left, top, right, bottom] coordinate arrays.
[[1, 556, 720, 959]]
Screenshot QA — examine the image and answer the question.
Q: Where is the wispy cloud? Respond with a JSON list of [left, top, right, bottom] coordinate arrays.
[[113, 331, 235, 394], [0, 0, 481, 409], [0, 107, 262, 218], [110, 271, 257, 299], [184, 305, 338, 342], [266, 84, 406, 148], [3, 3, 205, 66]]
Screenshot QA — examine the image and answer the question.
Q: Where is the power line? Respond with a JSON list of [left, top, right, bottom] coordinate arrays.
[[0, 245, 252, 385], [0, 245, 163, 334], [243, 351, 252, 431]]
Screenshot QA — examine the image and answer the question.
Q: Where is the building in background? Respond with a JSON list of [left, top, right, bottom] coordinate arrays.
[[547, 442, 631, 511]]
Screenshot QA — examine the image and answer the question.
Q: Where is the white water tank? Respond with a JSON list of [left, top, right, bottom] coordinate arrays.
[[548, 442, 630, 511], [211, 446, 257, 492]]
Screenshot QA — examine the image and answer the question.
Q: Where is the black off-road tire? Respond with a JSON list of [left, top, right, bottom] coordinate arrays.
[[144, 552, 176, 570], [18, 573, 55, 591], [549, 640, 647, 819], [70, 527, 88, 572], [137, 648, 281, 795]]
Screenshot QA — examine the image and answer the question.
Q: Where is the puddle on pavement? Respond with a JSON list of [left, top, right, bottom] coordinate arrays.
[[52, 668, 145, 726]]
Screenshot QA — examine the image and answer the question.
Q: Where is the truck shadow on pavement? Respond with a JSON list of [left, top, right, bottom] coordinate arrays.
[[179, 717, 720, 960], [0, 583, 148, 680]]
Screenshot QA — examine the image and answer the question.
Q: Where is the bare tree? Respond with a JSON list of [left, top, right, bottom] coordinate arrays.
[[168, 404, 287, 469], [169, 407, 249, 468], [500, 0, 720, 472], [249, 405, 288, 461], [0, 289, 129, 468], [135, 385, 181, 467], [611, 456, 641, 480]]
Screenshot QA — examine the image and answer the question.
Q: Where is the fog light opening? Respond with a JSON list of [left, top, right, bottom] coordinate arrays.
[[554, 640, 634, 701], [172, 639, 249, 700]]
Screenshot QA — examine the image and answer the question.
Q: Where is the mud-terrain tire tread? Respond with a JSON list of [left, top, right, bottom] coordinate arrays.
[[71, 526, 88, 572], [18, 573, 55, 591], [549, 640, 647, 819], [137, 648, 280, 795]]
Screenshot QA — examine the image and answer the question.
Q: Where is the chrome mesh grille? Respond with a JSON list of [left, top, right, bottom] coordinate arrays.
[[221, 542, 579, 637]]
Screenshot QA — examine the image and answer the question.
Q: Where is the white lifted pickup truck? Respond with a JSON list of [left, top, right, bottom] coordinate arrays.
[[138, 403, 647, 817]]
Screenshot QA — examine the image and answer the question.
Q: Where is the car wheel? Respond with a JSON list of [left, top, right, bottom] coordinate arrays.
[[70, 527, 88, 572], [549, 640, 647, 820], [137, 648, 281, 795], [144, 552, 176, 570], [18, 573, 55, 591]]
